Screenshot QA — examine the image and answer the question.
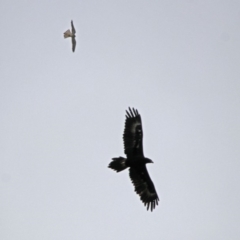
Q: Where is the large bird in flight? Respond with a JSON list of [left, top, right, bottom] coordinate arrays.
[[108, 107, 159, 211], [64, 20, 76, 52]]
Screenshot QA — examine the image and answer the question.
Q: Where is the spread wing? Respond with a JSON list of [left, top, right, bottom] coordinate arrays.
[[129, 166, 159, 211], [72, 37, 76, 52], [71, 20, 76, 34], [124, 107, 144, 158]]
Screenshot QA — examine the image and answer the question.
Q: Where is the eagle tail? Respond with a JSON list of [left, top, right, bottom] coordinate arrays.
[[108, 157, 127, 172], [64, 29, 72, 38]]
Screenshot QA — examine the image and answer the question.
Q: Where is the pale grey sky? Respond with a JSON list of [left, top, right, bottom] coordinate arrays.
[[1, 1, 240, 239]]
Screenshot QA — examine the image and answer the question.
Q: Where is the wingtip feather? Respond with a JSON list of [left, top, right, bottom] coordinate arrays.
[[125, 107, 139, 119]]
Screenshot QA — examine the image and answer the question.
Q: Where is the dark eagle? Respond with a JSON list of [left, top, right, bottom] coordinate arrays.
[[108, 107, 159, 211]]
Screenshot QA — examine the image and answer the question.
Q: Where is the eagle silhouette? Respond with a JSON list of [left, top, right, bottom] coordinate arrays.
[[64, 20, 76, 52], [108, 107, 159, 211]]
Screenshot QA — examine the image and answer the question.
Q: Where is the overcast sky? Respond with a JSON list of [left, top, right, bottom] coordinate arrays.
[[1, 1, 240, 239]]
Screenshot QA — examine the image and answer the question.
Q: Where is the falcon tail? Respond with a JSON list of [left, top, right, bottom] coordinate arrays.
[[108, 157, 128, 172], [64, 29, 72, 38]]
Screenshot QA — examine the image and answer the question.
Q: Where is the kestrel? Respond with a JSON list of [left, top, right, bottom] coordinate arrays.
[[64, 20, 76, 52]]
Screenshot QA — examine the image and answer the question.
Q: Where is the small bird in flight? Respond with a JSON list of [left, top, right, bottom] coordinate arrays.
[[108, 107, 159, 211], [64, 20, 76, 52]]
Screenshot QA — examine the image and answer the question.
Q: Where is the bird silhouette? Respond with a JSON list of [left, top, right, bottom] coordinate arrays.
[[64, 20, 76, 52]]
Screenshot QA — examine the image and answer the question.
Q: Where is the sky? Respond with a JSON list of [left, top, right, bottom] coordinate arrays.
[[1, 0, 240, 239]]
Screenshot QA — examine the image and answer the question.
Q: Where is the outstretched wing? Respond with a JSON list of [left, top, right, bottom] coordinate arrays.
[[71, 20, 76, 34], [129, 166, 159, 211], [124, 107, 144, 158], [72, 37, 76, 52]]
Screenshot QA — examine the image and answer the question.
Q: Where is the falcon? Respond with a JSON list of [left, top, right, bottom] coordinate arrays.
[[64, 20, 76, 52], [108, 107, 159, 211]]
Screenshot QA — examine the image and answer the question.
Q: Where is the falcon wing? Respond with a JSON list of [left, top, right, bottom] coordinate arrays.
[[72, 36, 76, 52], [124, 107, 144, 158], [129, 166, 159, 211], [71, 20, 76, 34]]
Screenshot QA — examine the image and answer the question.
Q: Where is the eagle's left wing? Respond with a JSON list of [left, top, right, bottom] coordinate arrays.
[[129, 166, 159, 211]]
